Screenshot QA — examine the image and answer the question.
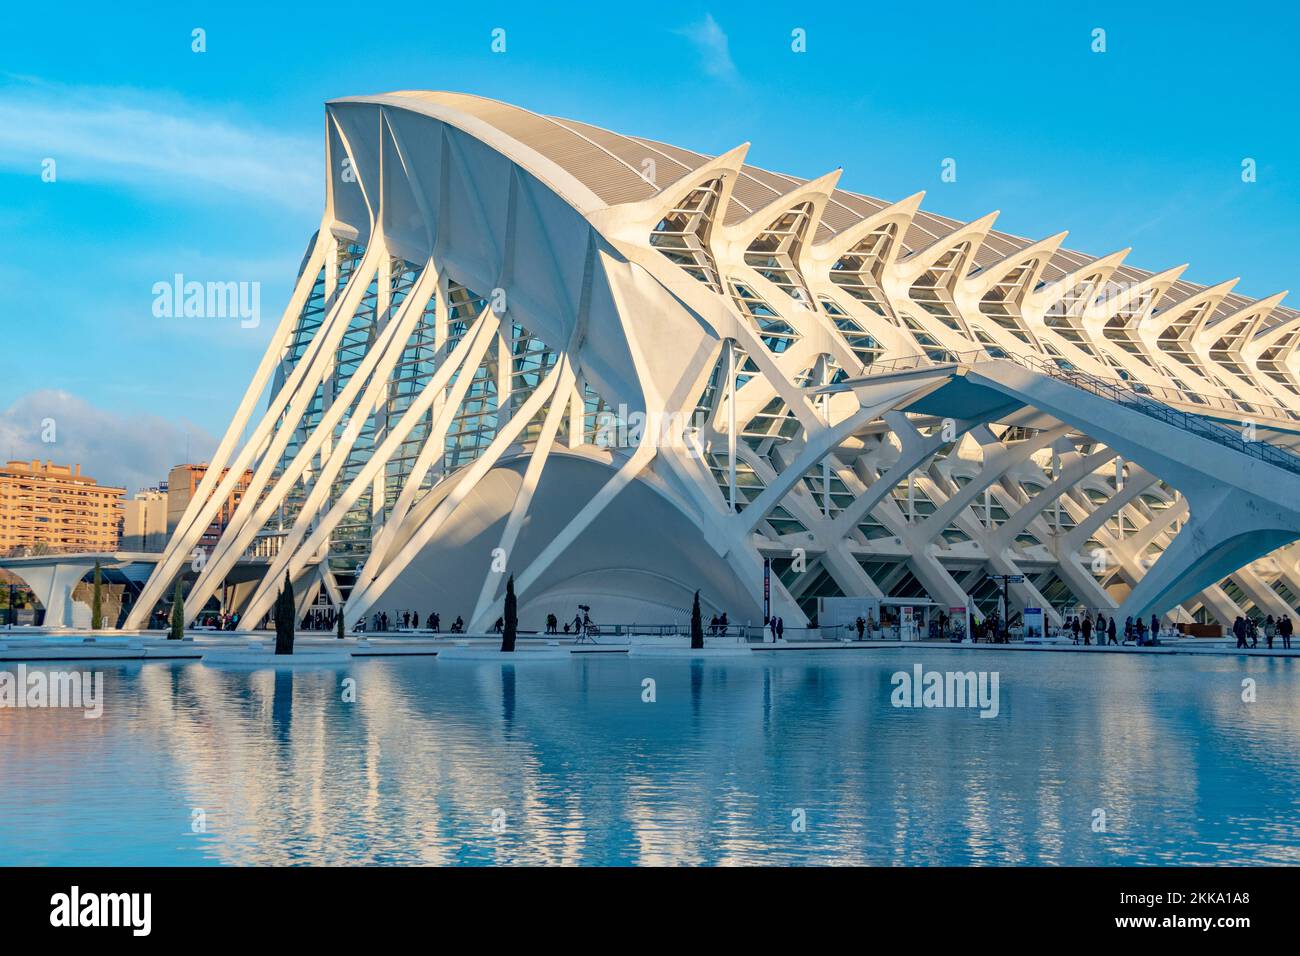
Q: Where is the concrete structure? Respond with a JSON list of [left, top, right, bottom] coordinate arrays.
[[94, 91, 1300, 632], [0, 460, 124, 555]]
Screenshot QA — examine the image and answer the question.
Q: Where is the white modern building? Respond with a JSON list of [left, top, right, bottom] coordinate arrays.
[[97, 91, 1300, 633]]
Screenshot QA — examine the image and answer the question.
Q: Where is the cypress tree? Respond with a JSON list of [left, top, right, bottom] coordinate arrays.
[[90, 560, 103, 630], [169, 580, 184, 640], [690, 590, 704, 650], [501, 575, 518, 652], [274, 571, 295, 655]]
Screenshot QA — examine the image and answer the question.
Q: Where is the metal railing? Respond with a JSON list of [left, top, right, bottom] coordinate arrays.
[[1009, 353, 1300, 478], [847, 349, 1300, 479], [853, 350, 1299, 422]]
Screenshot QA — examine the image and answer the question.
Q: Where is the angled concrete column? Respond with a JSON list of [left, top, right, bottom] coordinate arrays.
[[1118, 480, 1300, 620]]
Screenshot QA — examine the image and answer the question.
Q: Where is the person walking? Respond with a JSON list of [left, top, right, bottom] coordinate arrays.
[[1281, 615, 1293, 650], [1070, 616, 1080, 644], [1081, 615, 1092, 646], [1233, 616, 1247, 648], [1265, 614, 1276, 650], [1107, 616, 1117, 645], [1248, 616, 1259, 648]]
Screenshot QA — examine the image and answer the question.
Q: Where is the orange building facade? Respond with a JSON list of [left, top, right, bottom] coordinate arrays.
[[166, 463, 255, 554], [0, 460, 125, 554]]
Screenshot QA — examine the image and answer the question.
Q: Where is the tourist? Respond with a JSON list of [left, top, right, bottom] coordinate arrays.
[[1124, 616, 1134, 644], [1281, 615, 1293, 649], [709, 613, 719, 637], [452, 616, 464, 634], [768, 616, 777, 642], [1136, 618, 1147, 646], [545, 612, 557, 634], [1107, 616, 1117, 645], [775, 616, 784, 641], [855, 615, 866, 641], [1150, 614, 1160, 645], [1265, 614, 1276, 649], [1070, 616, 1080, 644], [1248, 617, 1259, 648], [1082, 615, 1092, 645], [1233, 616, 1247, 648]]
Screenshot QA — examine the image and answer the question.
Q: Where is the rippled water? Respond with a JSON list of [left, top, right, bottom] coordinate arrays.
[[1, 648, 1298, 865]]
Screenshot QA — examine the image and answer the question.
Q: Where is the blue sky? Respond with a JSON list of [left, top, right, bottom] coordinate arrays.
[[1, 1, 1297, 490]]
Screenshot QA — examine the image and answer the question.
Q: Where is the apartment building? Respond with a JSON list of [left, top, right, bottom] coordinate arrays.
[[0, 460, 125, 554]]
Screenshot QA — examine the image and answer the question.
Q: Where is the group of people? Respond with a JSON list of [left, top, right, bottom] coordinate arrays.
[[302, 607, 337, 631], [1233, 614, 1293, 649], [358, 610, 463, 633], [151, 607, 241, 630], [766, 615, 786, 641], [541, 607, 595, 636], [967, 612, 1011, 643], [1063, 612, 1163, 646], [708, 612, 731, 636]]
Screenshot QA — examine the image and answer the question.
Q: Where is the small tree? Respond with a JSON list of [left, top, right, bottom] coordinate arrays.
[[274, 571, 295, 655], [169, 580, 184, 640], [690, 590, 704, 650], [90, 560, 103, 630], [337, 605, 346, 640], [501, 575, 518, 652]]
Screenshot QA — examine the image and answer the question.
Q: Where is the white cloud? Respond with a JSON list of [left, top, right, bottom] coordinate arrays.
[[676, 14, 740, 85], [0, 390, 218, 494], [0, 78, 318, 211]]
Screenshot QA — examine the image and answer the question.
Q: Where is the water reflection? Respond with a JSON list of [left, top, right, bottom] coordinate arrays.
[[1, 650, 1298, 865]]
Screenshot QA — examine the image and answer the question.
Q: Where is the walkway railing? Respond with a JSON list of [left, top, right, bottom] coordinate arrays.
[[849, 349, 1300, 479], [1009, 353, 1300, 478]]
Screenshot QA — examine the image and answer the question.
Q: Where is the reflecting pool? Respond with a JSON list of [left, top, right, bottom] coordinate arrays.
[[1, 648, 1297, 865]]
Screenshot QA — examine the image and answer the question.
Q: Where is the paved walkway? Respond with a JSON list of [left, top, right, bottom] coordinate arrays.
[[1, 629, 1296, 663]]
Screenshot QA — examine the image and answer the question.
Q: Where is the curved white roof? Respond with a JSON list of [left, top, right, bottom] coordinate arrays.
[[355, 90, 1292, 327]]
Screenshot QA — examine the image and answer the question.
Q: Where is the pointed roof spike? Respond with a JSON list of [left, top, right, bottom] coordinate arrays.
[[893, 210, 1000, 282], [721, 167, 844, 244]]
